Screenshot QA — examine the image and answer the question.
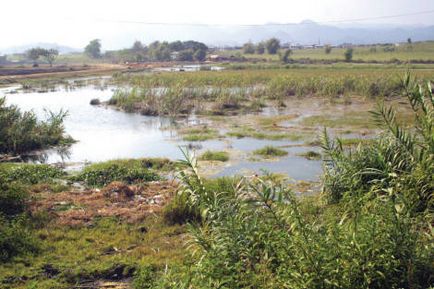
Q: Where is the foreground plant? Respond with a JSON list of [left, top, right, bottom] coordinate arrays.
[[322, 72, 433, 212], [140, 74, 433, 288], [0, 97, 73, 156]]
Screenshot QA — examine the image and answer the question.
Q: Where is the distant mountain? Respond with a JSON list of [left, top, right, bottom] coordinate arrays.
[[1, 22, 433, 53], [108, 21, 434, 48], [0, 43, 81, 55]]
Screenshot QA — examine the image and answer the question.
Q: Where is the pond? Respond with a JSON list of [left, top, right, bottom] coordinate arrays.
[[3, 80, 322, 181]]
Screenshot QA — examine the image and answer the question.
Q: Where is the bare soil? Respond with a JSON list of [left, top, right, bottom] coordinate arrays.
[[30, 180, 178, 226]]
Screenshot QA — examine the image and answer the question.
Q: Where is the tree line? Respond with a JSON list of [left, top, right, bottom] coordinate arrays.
[[85, 39, 208, 62]]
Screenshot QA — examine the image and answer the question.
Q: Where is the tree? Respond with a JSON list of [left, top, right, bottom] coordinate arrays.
[[132, 41, 144, 52], [168, 41, 185, 52], [265, 38, 280, 54], [242, 42, 255, 54], [27, 48, 44, 65], [256, 42, 265, 54], [344, 48, 353, 62], [177, 50, 194, 61], [280, 49, 292, 63], [193, 49, 207, 61], [42, 49, 59, 67], [407, 38, 412, 44], [85, 39, 102, 58], [324, 45, 332, 54]]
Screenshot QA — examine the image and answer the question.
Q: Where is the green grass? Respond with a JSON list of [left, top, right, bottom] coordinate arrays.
[[227, 126, 305, 141], [0, 217, 186, 289], [253, 146, 288, 157], [221, 41, 434, 63], [301, 112, 377, 129], [181, 127, 219, 142], [0, 163, 65, 185], [199, 151, 229, 162], [72, 158, 174, 187]]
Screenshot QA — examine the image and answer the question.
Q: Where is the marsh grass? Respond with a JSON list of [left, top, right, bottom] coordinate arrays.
[[297, 150, 321, 160], [227, 125, 305, 141], [199, 150, 229, 162], [180, 127, 219, 142], [253, 146, 288, 157], [111, 68, 434, 116]]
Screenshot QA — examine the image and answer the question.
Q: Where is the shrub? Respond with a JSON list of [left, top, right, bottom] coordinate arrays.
[[165, 145, 433, 288], [344, 48, 353, 62], [322, 73, 433, 211], [0, 97, 73, 155], [163, 192, 201, 225], [0, 216, 38, 262], [0, 182, 28, 217]]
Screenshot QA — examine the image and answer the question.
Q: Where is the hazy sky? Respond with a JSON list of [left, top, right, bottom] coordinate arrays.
[[1, 0, 433, 49]]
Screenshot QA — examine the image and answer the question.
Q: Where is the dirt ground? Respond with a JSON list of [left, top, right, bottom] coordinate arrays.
[[30, 180, 178, 226]]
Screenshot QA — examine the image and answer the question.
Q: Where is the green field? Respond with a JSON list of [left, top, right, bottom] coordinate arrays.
[[220, 41, 434, 63]]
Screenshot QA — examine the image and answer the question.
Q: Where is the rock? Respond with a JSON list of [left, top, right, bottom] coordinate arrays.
[[90, 98, 101, 105]]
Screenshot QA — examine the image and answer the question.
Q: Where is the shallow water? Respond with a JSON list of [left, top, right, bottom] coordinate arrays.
[[3, 83, 322, 181]]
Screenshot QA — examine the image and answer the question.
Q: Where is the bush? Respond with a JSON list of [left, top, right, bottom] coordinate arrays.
[[0, 216, 38, 262], [0, 97, 73, 155], [164, 144, 433, 288], [0, 182, 28, 217], [344, 48, 353, 62], [73, 159, 162, 187], [322, 74, 433, 211], [163, 192, 201, 225]]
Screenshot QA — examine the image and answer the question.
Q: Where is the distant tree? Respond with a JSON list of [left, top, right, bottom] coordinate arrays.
[[177, 50, 194, 61], [256, 42, 265, 54], [148, 41, 171, 61], [265, 38, 280, 54], [132, 41, 144, 52], [280, 49, 292, 63], [85, 39, 102, 58], [168, 41, 185, 51], [130, 41, 147, 62], [193, 49, 207, 61], [324, 45, 332, 54], [182, 40, 208, 52], [407, 38, 412, 44], [344, 48, 353, 62], [42, 49, 59, 67], [27, 48, 44, 65], [242, 42, 255, 54]]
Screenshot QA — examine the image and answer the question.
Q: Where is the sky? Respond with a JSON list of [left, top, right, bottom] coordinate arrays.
[[1, 0, 433, 49]]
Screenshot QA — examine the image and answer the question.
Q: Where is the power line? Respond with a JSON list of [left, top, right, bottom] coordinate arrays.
[[95, 9, 434, 27]]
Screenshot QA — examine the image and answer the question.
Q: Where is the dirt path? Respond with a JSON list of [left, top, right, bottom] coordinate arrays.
[[0, 64, 126, 84]]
